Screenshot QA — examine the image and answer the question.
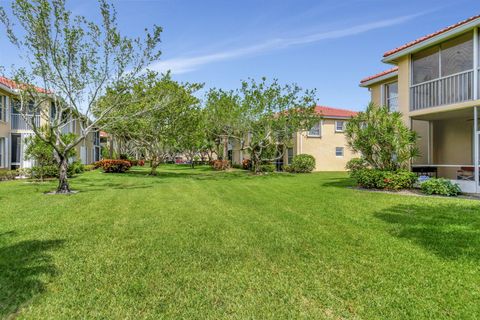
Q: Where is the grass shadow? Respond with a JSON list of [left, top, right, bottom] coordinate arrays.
[[0, 232, 64, 318], [375, 203, 480, 261]]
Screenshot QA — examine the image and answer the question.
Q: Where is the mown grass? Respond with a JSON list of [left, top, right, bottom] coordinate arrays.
[[0, 165, 479, 319]]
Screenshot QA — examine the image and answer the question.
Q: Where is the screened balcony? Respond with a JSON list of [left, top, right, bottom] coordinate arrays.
[[410, 31, 480, 111]]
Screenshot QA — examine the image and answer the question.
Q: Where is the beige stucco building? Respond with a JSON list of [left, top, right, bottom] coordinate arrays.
[[230, 106, 358, 171], [360, 14, 480, 193], [0, 77, 100, 170]]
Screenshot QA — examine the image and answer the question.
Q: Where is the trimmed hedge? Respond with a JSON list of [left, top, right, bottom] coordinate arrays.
[[98, 159, 132, 173], [289, 154, 315, 173], [0, 169, 18, 181], [421, 178, 461, 196], [260, 164, 275, 173]]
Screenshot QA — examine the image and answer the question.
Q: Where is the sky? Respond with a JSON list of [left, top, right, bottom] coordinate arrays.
[[0, 0, 479, 111]]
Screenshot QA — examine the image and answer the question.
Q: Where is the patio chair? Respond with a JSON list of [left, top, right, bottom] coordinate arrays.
[[457, 166, 474, 181]]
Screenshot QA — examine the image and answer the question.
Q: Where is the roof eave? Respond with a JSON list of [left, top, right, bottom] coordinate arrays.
[[359, 71, 398, 87], [382, 19, 480, 64]]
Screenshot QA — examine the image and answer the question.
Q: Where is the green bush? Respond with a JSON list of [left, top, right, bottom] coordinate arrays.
[[353, 169, 417, 190], [68, 161, 85, 176], [30, 165, 58, 179], [283, 165, 293, 173], [84, 164, 97, 171], [421, 178, 461, 196], [346, 157, 368, 172], [290, 154, 315, 173], [0, 169, 18, 181], [260, 164, 275, 173]]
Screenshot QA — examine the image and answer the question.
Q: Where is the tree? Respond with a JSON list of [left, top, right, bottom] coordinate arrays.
[[98, 72, 203, 175], [204, 89, 243, 160], [345, 103, 419, 171], [176, 107, 206, 168], [0, 0, 161, 193], [238, 78, 319, 173], [24, 128, 77, 181]]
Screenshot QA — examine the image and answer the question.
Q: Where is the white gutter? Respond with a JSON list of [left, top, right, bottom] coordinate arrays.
[[382, 18, 480, 64], [359, 71, 398, 87]]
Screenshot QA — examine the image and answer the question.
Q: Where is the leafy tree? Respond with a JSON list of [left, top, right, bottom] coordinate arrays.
[[24, 127, 76, 181], [0, 0, 161, 193], [238, 78, 319, 173], [345, 103, 419, 171], [176, 107, 206, 168], [204, 89, 243, 160], [98, 72, 203, 175]]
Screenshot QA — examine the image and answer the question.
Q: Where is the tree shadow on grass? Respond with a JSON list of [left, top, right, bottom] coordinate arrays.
[[0, 232, 64, 318], [375, 203, 480, 261]]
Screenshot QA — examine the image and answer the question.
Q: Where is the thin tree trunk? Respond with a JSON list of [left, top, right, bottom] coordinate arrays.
[[109, 137, 114, 159], [150, 159, 159, 175], [57, 156, 71, 194], [223, 135, 228, 160]]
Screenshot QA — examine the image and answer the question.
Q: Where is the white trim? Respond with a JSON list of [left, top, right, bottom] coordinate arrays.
[[382, 18, 480, 63], [474, 106, 479, 192], [359, 71, 398, 87], [474, 27, 479, 100]]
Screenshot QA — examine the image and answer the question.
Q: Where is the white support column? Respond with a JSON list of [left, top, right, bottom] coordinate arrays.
[[474, 106, 479, 193], [474, 27, 479, 100]]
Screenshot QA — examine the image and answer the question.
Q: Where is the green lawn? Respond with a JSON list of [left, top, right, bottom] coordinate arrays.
[[1, 165, 479, 319]]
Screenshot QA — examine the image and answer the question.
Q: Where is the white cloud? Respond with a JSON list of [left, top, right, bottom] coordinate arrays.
[[149, 13, 423, 74]]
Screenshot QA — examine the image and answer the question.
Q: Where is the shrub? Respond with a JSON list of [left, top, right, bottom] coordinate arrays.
[[290, 154, 315, 173], [0, 169, 18, 181], [138, 160, 145, 166], [383, 170, 417, 190], [283, 165, 293, 173], [98, 159, 132, 173], [421, 178, 461, 196], [212, 160, 230, 171], [30, 165, 58, 179], [346, 158, 368, 172], [84, 164, 97, 171], [353, 169, 417, 190], [242, 159, 252, 170], [232, 164, 243, 169], [68, 161, 85, 176], [260, 164, 275, 173]]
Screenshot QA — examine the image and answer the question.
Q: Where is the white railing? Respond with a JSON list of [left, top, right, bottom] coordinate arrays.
[[11, 113, 40, 130], [410, 70, 474, 111]]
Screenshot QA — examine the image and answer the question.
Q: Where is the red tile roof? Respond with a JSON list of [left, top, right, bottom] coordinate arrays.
[[315, 106, 358, 118], [0, 76, 50, 94], [384, 14, 480, 58], [360, 67, 398, 84]]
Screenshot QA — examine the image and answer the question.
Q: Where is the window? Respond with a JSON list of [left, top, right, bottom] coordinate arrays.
[[335, 147, 344, 157], [308, 122, 321, 137], [412, 32, 473, 85], [335, 121, 345, 132], [0, 96, 6, 121], [384, 82, 399, 112], [0, 138, 4, 168], [287, 148, 294, 164], [11, 134, 21, 164]]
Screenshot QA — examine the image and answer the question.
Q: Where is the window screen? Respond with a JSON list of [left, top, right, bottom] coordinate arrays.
[[412, 46, 440, 85], [441, 32, 473, 77]]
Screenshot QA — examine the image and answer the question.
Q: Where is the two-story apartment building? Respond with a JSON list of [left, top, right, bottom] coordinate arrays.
[[360, 14, 480, 193], [230, 106, 358, 171], [0, 76, 101, 170]]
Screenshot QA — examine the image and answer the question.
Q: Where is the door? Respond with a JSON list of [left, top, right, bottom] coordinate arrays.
[[10, 133, 21, 169]]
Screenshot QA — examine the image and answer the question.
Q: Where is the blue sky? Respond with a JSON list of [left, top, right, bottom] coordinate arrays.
[[1, 0, 479, 110]]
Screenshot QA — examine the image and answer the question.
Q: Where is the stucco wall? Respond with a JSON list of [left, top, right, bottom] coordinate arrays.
[[296, 119, 355, 171]]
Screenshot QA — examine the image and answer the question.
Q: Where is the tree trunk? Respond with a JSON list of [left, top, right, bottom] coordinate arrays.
[[109, 137, 114, 159], [252, 152, 261, 174], [223, 135, 228, 161], [150, 159, 160, 175], [56, 156, 71, 194]]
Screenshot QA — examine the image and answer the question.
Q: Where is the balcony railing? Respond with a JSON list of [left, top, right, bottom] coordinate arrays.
[[410, 70, 474, 111], [11, 113, 40, 130]]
